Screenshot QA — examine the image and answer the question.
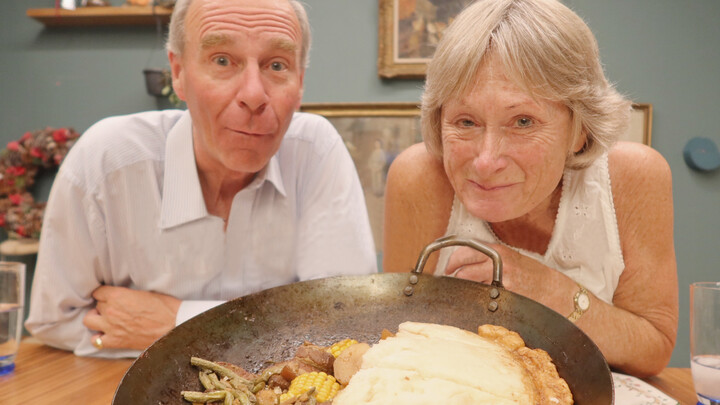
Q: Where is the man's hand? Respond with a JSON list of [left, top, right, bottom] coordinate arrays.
[[82, 286, 181, 351]]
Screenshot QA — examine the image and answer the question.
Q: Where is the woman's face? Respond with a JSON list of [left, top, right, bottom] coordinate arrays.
[[440, 57, 583, 223]]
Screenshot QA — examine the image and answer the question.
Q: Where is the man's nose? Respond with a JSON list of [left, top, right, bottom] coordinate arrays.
[[235, 65, 269, 114]]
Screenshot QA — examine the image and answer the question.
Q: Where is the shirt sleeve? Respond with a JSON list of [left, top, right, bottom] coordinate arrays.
[[175, 300, 224, 325], [24, 172, 139, 358], [294, 120, 378, 280]]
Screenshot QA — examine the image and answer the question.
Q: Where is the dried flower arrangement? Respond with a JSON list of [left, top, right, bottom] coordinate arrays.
[[0, 127, 80, 240]]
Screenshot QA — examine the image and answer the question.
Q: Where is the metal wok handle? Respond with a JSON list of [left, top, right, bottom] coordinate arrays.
[[412, 235, 503, 285], [404, 236, 504, 306]]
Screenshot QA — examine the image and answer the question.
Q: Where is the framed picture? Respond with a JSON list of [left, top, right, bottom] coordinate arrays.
[[624, 103, 653, 146], [378, 0, 474, 79], [300, 102, 421, 257]]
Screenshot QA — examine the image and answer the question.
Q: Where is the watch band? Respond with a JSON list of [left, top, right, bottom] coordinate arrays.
[[567, 284, 590, 323]]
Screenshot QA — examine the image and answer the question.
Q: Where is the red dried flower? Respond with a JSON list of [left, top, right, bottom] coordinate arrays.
[[6, 166, 26, 176], [0, 214, 4, 227], [52, 128, 69, 143], [21, 132, 32, 142], [15, 225, 26, 237], [7, 141, 20, 151], [8, 194, 23, 205], [30, 147, 44, 159]]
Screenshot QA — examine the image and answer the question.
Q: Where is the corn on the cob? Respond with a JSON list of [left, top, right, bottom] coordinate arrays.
[[327, 338, 358, 358], [279, 371, 341, 403]]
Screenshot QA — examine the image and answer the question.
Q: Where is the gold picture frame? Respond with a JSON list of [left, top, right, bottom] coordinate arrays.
[[625, 103, 653, 146], [300, 102, 421, 255], [378, 0, 474, 79]]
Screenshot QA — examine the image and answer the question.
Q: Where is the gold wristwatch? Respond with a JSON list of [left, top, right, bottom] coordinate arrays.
[[567, 284, 590, 323]]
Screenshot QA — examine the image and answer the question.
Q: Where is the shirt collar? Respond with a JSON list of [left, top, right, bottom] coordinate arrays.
[[159, 111, 287, 229], [160, 111, 208, 229]]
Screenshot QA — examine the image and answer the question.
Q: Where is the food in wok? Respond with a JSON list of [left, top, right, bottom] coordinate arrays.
[[181, 322, 572, 405]]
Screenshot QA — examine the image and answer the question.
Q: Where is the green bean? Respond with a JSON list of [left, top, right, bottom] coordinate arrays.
[[208, 372, 233, 391], [224, 391, 234, 405], [252, 381, 266, 394], [234, 389, 252, 405], [236, 387, 257, 405], [256, 366, 282, 383], [198, 370, 214, 391], [181, 389, 227, 402], [190, 357, 252, 389]]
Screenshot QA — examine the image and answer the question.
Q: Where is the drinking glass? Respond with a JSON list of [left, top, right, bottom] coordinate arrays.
[[690, 281, 720, 405], [0, 262, 25, 376]]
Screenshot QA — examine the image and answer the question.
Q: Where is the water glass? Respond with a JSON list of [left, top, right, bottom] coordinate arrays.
[[0, 262, 25, 376], [690, 281, 720, 405]]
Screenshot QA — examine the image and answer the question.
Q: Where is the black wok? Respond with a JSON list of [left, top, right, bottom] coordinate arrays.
[[113, 237, 613, 404]]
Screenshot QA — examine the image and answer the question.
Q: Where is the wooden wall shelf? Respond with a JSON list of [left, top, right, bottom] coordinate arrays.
[[27, 6, 172, 27]]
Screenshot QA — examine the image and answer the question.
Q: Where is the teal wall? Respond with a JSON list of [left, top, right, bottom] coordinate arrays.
[[2, 0, 718, 368]]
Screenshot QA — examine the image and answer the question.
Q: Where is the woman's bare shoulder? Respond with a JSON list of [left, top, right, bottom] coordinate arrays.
[[607, 141, 674, 237], [386, 143, 454, 198], [608, 141, 672, 196]]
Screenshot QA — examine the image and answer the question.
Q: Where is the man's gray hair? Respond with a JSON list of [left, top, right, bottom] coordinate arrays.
[[166, 0, 312, 69]]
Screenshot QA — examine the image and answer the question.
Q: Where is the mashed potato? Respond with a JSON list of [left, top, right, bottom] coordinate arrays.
[[333, 322, 572, 405]]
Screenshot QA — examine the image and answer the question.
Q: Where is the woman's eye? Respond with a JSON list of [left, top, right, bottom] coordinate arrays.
[[459, 119, 475, 127], [212, 56, 230, 67], [516, 117, 533, 128]]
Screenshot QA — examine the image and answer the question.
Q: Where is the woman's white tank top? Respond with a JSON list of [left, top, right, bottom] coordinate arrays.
[[434, 154, 624, 304]]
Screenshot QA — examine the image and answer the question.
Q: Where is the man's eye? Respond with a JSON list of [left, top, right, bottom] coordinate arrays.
[[270, 61, 286, 71], [516, 117, 533, 128], [213, 56, 230, 66]]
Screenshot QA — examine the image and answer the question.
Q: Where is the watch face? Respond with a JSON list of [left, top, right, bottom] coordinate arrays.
[[578, 293, 590, 311]]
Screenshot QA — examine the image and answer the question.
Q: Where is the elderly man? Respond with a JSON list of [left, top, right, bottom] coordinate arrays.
[[25, 0, 376, 358]]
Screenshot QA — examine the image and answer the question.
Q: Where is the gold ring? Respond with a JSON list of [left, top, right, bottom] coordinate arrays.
[[92, 335, 104, 350]]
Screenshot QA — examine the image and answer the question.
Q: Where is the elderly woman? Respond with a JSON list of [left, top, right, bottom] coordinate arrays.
[[383, 0, 677, 377]]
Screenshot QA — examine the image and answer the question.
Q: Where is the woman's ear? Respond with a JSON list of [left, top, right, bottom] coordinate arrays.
[[572, 129, 588, 153]]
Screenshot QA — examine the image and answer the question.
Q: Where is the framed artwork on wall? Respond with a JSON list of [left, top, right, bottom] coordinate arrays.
[[299, 102, 421, 258], [625, 103, 653, 146], [378, 0, 474, 79]]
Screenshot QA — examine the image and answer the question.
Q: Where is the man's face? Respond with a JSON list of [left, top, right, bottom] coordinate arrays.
[[170, 0, 304, 179]]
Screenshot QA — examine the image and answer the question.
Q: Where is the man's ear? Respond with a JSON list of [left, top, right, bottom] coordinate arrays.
[[294, 70, 305, 110], [168, 51, 186, 101]]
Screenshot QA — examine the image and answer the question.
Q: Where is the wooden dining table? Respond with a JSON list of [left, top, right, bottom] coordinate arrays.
[[0, 337, 699, 404]]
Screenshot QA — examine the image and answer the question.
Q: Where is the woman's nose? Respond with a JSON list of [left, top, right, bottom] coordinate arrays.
[[472, 128, 508, 173], [235, 65, 269, 114]]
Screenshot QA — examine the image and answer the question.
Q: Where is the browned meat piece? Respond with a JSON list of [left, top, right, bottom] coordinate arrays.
[[278, 361, 319, 382], [256, 388, 280, 405], [267, 373, 290, 391], [294, 343, 335, 374]]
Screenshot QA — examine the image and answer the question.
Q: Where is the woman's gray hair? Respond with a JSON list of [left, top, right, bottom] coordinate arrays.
[[421, 0, 631, 169], [166, 0, 312, 69]]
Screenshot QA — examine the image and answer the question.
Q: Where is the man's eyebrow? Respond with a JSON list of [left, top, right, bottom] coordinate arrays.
[[269, 37, 297, 54], [201, 33, 233, 49]]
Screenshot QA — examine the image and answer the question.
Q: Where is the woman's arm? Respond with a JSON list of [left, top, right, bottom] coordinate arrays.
[[382, 143, 454, 273], [592, 141, 678, 376]]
